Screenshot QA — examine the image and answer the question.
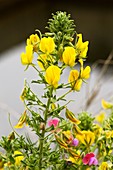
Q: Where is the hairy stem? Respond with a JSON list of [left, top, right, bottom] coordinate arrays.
[[39, 87, 53, 169]]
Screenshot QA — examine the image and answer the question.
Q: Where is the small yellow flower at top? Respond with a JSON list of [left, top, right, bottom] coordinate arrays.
[[76, 130, 95, 146], [27, 34, 40, 52], [45, 65, 61, 88], [39, 37, 55, 54], [101, 99, 113, 109], [21, 45, 33, 65], [62, 46, 76, 67], [96, 112, 105, 124], [75, 34, 89, 58], [14, 151, 24, 165]]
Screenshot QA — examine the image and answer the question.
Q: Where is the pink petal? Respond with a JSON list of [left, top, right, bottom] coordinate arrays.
[[48, 118, 59, 127]]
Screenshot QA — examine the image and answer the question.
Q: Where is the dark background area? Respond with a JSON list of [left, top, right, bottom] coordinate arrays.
[[0, 0, 113, 62]]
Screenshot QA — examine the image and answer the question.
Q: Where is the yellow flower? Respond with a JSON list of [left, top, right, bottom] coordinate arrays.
[[27, 34, 40, 52], [76, 130, 95, 146], [74, 79, 82, 91], [67, 156, 76, 163], [38, 54, 48, 69], [45, 65, 61, 88], [14, 151, 24, 165], [72, 124, 83, 135], [66, 150, 81, 163], [68, 70, 83, 91], [105, 130, 113, 138], [81, 66, 91, 79], [96, 112, 105, 124], [21, 45, 33, 65], [101, 99, 113, 109], [79, 59, 91, 80], [93, 124, 102, 137], [62, 130, 73, 142], [65, 108, 81, 124], [62, 46, 76, 67], [0, 159, 4, 170], [55, 135, 68, 149], [20, 87, 27, 102], [68, 70, 79, 89], [14, 110, 27, 129], [98, 162, 109, 170], [75, 34, 89, 58], [38, 54, 54, 70], [39, 37, 55, 54]]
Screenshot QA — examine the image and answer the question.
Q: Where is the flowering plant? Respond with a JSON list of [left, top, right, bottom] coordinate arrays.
[[0, 11, 113, 170]]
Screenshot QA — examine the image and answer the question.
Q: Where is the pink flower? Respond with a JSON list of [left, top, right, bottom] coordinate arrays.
[[89, 157, 98, 166], [71, 138, 79, 146], [48, 118, 59, 128], [82, 152, 98, 166]]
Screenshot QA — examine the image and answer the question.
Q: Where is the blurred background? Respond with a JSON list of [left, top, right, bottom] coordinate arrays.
[[0, 0, 113, 137]]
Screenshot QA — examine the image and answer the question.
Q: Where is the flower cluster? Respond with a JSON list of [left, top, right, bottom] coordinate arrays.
[[0, 11, 112, 170]]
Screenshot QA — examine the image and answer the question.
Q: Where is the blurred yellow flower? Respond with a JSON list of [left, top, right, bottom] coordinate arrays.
[[75, 34, 89, 58], [63, 130, 73, 142], [76, 130, 95, 146], [27, 34, 40, 52], [62, 46, 76, 67], [45, 65, 61, 88], [101, 99, 113, 109], [39, 37, 55, 54], [98, 162, 109, 170], [105, 130, 113, 138], [14, 151, 24, 165], [93, 124, 102, 137], [14, 110, 27, 129], [96, 112, 105, 124], [21, 45, 33, 65]]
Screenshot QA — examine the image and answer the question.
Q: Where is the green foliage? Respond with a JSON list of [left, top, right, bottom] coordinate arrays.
[[78, 111, 95, 131]]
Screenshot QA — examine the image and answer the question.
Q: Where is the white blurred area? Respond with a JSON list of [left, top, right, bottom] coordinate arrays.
[[0, 43, 113, 138]]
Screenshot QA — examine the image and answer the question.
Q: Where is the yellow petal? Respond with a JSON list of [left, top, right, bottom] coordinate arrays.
[[14, 151, 24, 165], [21, 45, 33, 65], [81, 66, 91, 79], [45, 65, 61, 88], [96, 112, 105, 123], [39, 37, 55, 54], [101, 99, 113, 109], [75, 79, 82, 91], [62, 46, 76, 67]]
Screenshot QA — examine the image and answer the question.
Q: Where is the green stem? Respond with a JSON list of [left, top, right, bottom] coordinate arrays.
[[39, 87, 53, 169], [57, 89, 72, 101]]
